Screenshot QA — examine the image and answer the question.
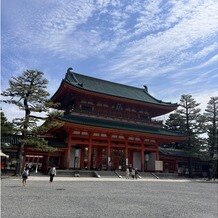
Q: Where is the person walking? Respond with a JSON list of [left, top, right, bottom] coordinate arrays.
[[22, 168, 29, 186], [48, 165, 56, 183], [135, 168, 139, 179], [131, 168, 135, 179], [126, 166, 130, 179]]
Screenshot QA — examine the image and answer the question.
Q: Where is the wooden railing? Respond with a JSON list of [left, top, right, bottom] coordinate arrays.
[[67, 108, 163, 128]]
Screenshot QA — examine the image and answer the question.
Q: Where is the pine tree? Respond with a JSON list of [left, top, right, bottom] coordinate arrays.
[[1, 70, 57, 175], [177, 94, 205, 151], [204, 97, 218, 159], [1, 110, 15, 135], [163, 113, 186, 149], [164, 113, 186, 132], [175, 94, 206, 177]]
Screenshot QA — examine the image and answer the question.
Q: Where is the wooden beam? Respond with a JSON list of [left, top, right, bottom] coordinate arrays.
[[66, 128, 73, 169], [107, 134, 111, 170], [87, 131, 93, 170], [141, 138, 145, 172]]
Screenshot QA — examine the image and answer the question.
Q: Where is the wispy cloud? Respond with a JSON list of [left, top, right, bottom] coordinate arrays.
[[1, 0, 218, 121], [99, 0, 218, 92]]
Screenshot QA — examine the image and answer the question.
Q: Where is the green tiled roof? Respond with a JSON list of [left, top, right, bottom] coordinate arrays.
[[47, 138, 67, 148], [58, 114, 185, 138], [159, 147, 187, 157], [159, 147, 203, 159], [64, 70, 176, 107], [1, 135, 21, 146]]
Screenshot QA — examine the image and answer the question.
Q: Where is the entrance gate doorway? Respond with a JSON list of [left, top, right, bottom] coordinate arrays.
[[25, 155, 43, 172], [111, 149, 125, 171]]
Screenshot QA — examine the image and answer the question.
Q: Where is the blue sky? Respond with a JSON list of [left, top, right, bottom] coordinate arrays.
[[1, 0, 218, 122]]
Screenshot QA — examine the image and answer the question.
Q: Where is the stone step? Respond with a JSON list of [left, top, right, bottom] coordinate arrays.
[[56, 170, 95, 177], [97, 170, 119, 178], [55, 170, 179, 179]]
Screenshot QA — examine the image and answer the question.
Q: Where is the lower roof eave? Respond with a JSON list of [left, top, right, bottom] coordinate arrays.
[[58, 118, 187, 143]]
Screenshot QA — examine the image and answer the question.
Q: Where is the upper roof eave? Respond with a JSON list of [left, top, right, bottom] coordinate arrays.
[[51, 70, 178, 109]]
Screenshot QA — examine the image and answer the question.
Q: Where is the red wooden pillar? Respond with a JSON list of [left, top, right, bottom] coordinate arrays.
[[65, 129, 73, 169], [87, 132, 93, 170], [21, 153, 26, 171], [80, 147, 85, 169], [156, 146, 159, 160], [107, 134, 111, 170], [125, 136, 128, 166], [96, 148, 102, 168], [141, 138, 145, 172], [46, 153, 50, 172]]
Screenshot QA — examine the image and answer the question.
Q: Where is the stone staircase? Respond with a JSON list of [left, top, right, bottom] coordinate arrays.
[[97, 170, 120, 178], [97, 170, 159, 179], [56, 170, 123, 178], [117, 171, 159, 179], [56, 170, 96, 177], [55, 170, 179, 179]]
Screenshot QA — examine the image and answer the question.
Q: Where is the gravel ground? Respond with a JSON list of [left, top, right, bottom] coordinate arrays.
[[1, 177, 218, 218]]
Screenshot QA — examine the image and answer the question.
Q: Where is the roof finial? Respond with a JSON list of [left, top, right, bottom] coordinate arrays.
[[65, 67, 74, 82], [143, 85, 148, 92], [67, 67, 73, 74]]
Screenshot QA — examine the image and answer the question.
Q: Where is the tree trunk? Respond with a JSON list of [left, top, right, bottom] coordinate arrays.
[[14, 143, 24, 176], [15, 98, 30, 175]]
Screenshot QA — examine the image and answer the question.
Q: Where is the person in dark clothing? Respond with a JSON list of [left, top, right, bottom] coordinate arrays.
[[22, 168, 29, 186], [131, 168, 135, 179], [135, 168, 139, 179], [208, 167, 213, 180], [98, 162, 102, 171], [48, 165, 56, 183]]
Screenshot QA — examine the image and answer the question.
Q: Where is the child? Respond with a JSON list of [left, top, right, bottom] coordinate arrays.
[[22, 168, 29, 186]]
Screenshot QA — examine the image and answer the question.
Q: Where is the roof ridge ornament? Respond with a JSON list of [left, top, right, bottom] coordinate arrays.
[[65, 67, 74, 82], [66, 68, 83, 87], [143, 85, 148, 92]]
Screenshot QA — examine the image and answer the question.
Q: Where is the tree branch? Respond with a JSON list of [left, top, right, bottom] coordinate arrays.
[[29, 115, 47, 120]]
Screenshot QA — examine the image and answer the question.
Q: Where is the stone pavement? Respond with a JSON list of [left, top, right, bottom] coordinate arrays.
[[2, 174, 217, 183], [2, 175, 218, 218]]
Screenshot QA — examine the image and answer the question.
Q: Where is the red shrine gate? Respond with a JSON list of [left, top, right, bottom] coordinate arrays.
[[22, 69, 186, 173], [50, 121, 182, 172]]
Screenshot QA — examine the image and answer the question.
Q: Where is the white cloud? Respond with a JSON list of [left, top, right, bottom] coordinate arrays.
[[2, 0, 218, 123], [192, 43, 218, 60], [193, 90, 218, 112], [1, 103, 24, 122], [101, 0, 218, 84]]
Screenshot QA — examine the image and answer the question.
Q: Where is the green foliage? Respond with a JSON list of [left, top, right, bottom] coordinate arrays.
[[1, 110, 15, 135], [33, 111, 64, 135], [176, 94, 204, 134], [1, 70, 57, 175], [164, 113, 186, 132], [177, 95, 205, 151], [21, 137, 56, 152], [1, 70, 50, 113], [204, 97, 218, 159], [164, 94, 206, 154], [164, 94, 208, 178]]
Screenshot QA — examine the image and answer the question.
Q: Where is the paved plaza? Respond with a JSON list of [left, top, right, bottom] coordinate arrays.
[[1, 176, 218, 218]]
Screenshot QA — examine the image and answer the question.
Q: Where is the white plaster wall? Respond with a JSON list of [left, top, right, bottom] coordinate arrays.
[[70, 148, 81, 168], [147, 153, 156, 171], [133, 152, 141, 170]]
